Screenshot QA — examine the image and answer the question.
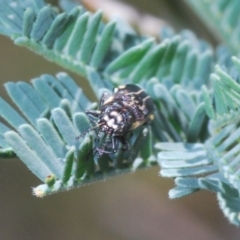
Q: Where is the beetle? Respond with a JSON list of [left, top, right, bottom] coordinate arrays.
[[78, 84, 155, 156]]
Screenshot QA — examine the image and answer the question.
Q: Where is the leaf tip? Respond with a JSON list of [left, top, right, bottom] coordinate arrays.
[[32, 185, 48, 198]]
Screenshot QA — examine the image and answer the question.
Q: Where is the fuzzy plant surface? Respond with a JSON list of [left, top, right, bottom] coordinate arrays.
[[1, 0, 240, 226]]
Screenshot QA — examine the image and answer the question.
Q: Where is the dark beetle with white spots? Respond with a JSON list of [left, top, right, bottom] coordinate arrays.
[[80, 84, 155, 156]]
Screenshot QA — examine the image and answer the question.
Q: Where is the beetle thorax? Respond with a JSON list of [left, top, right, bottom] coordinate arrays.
[[99, 106, 133, 134]]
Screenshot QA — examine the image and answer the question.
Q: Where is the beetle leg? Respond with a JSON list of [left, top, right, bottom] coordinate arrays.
[[99, 92, 110, 108], [76, 110, 100, 139], [85, 110, 101, 123], [119, 136, 130, 151], [95, 137, 112, 156], [110, 136, 129, 152], [111, 136, 120, 153], [95, 148, 112, 156]]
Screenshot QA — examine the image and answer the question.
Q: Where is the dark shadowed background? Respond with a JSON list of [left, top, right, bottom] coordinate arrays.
[[0, 0, 239, 239]]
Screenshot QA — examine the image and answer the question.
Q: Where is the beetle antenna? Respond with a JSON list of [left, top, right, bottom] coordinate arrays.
[[76, 122, 104, 140]]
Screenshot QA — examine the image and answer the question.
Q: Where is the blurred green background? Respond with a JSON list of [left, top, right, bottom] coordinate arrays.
[[0, 0, 240, 239]]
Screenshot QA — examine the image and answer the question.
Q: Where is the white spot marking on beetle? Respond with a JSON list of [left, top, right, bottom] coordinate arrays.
[[110, 111, 123, 123], [103, 115, 109, 121], [107, 119, 118, 129], [116, 115, 122, 123], [110, 111, 118, 116]]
